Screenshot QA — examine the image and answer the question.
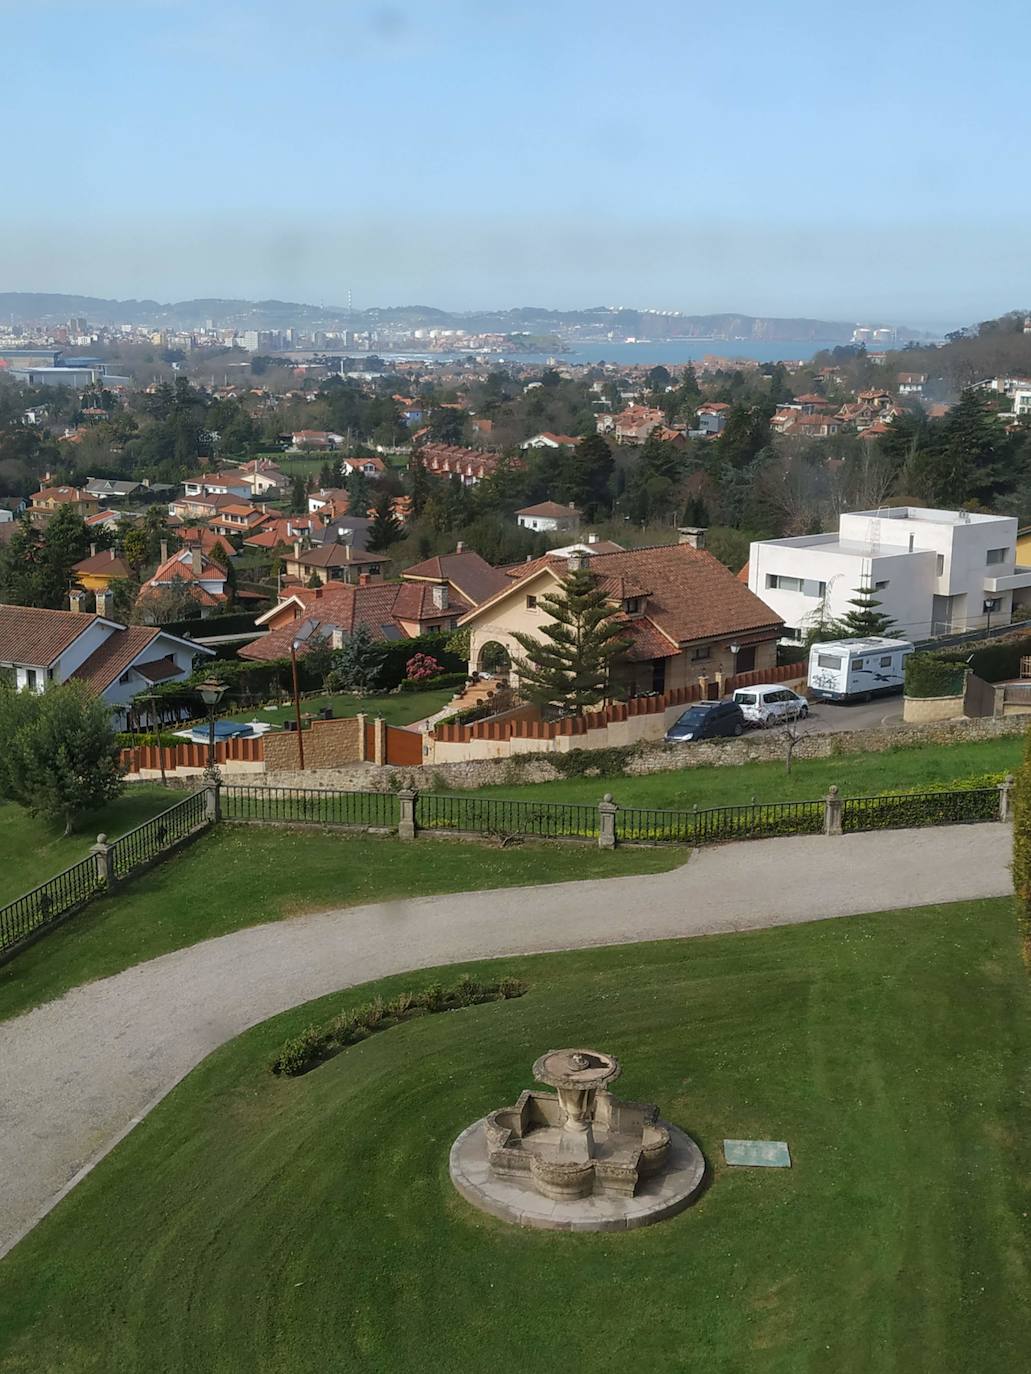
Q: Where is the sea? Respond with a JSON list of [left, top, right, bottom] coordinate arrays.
[[375, 339, 848, 368]]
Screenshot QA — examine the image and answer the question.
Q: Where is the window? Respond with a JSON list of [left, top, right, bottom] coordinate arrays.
[[623, 597, 642, 614], [987, 547, 1009, 566], [874, 580, 889, 590], [816, 654, 841, 669], [936, 554, 945, 576], [765, 573, 803, 593], [691, 645, 711, 661], [119, 671, 132, 684], [526, 595, 537, 609], [879, 655, 892, 667], [816, 581, 827, 597]]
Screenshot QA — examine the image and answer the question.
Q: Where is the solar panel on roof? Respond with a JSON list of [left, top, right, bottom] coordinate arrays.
[[379, 624, 404, 641]]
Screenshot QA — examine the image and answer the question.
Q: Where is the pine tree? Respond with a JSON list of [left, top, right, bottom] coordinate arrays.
[[327, 623, 384, 694], [510, 568, 631, 715], [345, 468, 371, 517], [837, 583, 898, 638], [367, 493, 402, 552]]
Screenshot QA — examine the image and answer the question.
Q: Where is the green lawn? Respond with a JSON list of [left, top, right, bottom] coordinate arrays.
[[469, 735, 1026, 809], [0, 827, 679, 1023], [1, 898, 1028, 1372], [0, 789, 178, 907], [226, 687, 453, 729]]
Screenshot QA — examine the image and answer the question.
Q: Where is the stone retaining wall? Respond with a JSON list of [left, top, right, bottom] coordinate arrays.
[[902, 693, 967, 723], [246, 713, 1028, 794]]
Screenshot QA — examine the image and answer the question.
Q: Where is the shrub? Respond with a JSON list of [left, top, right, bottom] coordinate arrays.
[[398, 671, 467, 694], [269, 975, 528, 1075], [904, 653, 966, 698]]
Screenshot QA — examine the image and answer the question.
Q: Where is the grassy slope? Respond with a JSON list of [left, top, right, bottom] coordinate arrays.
[[1, 899, 1027, 1373], [0, 827, 678, 1023], [0, 788, 177, 906], [226, 687, 453, 728], [467, 735, 1025, 808]]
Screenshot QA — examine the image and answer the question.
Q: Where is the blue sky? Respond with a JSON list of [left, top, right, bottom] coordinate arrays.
[[3, 0, 1026, 326]]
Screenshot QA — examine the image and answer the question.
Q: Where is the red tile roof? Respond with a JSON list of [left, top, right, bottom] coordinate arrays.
[[517, 501, 580, 519], [71, 627, 161, 692], [72, 549, 131, 578], [239, 584, 409, 661], [402, 549, 510, 605], [0, 605, 99, 667]]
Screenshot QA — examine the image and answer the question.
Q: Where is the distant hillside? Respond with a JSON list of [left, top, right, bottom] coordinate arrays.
[[0, 292, 920, 342]]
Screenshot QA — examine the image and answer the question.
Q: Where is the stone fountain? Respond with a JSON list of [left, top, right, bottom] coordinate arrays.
[[449, 1049, 705, 1231]]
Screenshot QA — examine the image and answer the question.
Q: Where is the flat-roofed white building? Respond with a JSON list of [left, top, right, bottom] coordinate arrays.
[[749, 506, 1031, 641]]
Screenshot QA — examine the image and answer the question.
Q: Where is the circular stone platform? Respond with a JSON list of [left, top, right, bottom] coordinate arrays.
[[449, 1119, 706, 1232]]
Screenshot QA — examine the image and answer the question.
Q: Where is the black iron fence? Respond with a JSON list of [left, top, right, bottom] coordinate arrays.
[[618, 799, 824, 845], [110, 791, 208, 879], [0, 790, 209, 961], [222, 785, 400, 828], [417, 793, 599, 840], [0, 854, 103, 958], [841, 787, 999, 833]]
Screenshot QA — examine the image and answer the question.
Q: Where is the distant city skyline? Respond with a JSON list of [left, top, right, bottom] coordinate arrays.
[[4, 0, 1026, 329]]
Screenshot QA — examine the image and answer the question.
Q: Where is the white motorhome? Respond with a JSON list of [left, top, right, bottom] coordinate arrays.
[[807, 636, 914, 702]]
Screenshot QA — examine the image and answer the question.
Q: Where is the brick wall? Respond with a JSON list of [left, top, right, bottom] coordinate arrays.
[[264, 716, 363, 772]]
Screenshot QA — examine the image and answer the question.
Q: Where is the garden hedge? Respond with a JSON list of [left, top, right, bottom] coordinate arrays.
[[904, 653, 966, 698]]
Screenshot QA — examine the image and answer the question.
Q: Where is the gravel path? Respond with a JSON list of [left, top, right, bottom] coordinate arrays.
[[0, 823, 1012, 1259]]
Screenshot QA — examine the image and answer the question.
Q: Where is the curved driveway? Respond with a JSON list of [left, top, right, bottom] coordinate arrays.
[[0, 822, 1012, 1259]]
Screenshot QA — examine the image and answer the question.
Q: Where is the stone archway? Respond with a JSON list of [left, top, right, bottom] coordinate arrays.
[[478, 640, 512, 678]]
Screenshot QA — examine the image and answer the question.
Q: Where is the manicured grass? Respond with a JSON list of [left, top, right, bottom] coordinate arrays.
[[0, 827, 679, 1023], [226, 687, 453, 729], [469, 735, 1026, 809], [1, 899, 1028, 1371], [0, 789, 178, 907]]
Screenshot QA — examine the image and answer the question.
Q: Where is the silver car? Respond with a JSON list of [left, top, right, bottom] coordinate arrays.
[[731, 685, 809, 728]]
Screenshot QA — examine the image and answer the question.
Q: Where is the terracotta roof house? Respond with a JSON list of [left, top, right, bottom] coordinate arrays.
[[289, 429, 344, 450], [243, 514, 325, 551], [417, 443, 507, 486], [29, 486, 100, 526], [0, 603, 211, 724], [239, 580, 466, 662], [207, 503, 271, 537], [71, 547, 132, 591], [597, 405, 665, 444], [137, 548, 230, 615], [182, 472, 252, 501], [520, 432, 581, 449], [340, 455, 387, 477], [516, 501, 581, 534], [402, 545, 511, 606], [458, 539, 784, 696], [178, 526, 237, 559], [282, 541, 389, 587]]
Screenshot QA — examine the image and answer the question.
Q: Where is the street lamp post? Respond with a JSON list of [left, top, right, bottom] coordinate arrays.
[[289, 640, 306, 771], [196, 677, 228, 780]]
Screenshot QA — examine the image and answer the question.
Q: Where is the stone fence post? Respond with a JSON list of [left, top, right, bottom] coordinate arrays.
[[823, 785, 843, 837], [373, 717, 387, 766], [598, 793, 618, 849], [90, 833, 115, 887], [204, 778, 222, 824], [398, 787, 417, 841], [998, 773, 1015, 822]]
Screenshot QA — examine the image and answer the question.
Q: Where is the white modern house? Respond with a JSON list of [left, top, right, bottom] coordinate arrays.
[[0, 604, 212, 724], [516, 502, 582, 535], [749, 507, 1031, 642]]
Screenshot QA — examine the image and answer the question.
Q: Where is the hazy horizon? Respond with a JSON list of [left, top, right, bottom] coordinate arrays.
[[4, 0, 1025, 328]]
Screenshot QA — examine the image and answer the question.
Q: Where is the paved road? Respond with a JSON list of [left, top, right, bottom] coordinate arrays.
[[803, 696, 904, 734], [0, 823, 1012, 1260]]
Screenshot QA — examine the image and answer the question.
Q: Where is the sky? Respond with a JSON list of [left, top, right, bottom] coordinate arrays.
[[3, 0, 1028, 328]]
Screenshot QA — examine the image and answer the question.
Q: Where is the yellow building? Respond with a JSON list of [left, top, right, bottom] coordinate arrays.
[[71, 548, 132, 592]]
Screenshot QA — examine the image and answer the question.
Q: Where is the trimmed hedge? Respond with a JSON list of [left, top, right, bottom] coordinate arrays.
[[1013, 736, 1031, 965], [270, 974, 528, 1076], [398, 671, 466, 694], [904, 653, 966, 698]]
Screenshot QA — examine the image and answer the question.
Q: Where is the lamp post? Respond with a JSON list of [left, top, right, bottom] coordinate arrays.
[[196, 676, 227, 780], [289, 639, 305, 771], [984, 598, 1001, 636]]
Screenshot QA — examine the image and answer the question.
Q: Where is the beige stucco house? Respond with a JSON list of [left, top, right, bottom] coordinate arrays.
[[460, 537, 785, 696]]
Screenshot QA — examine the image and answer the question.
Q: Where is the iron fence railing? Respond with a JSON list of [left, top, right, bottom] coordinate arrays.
[[110, 791, 208, 880], [222, 785, 400, 828], [0, 853, 103, 957], [841, 787, 998, 833], [618, 799, 825, 844], [416, 794, 599, 839]]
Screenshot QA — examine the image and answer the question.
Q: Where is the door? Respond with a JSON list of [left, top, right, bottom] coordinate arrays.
[[735, 645, 756, 673]]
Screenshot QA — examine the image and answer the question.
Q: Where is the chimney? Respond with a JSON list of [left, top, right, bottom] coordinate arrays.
[[567, 549, 589, 573], [359, 573, 370, 586], [95, 587, 113, 618], [678, 527, 706, 550], [293, 540, 302, 561], [69, 588, 85, 614], [456, 540, 464, 553], [160, 539, 168, 564], [587, 532, 598, 544], [191, 548, 202, 576], [89, 542, 97, 557], [331, 627, 344, 650], [432, 581, 449, 610]]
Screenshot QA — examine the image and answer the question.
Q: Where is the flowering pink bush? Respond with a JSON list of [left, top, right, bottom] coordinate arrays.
[[405, 652, 441, 682]]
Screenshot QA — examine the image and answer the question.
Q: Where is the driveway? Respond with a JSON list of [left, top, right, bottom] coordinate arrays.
[[0, 822, 1012, 1260]]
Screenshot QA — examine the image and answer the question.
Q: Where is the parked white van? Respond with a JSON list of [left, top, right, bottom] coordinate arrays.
[[731, 684, 809, 728], [807, 636, 914, 702]]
